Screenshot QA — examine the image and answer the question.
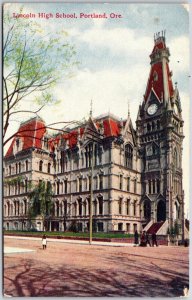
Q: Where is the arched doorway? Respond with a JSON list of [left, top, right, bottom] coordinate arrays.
[[157, 200, 166, 222], [143, 200, 151, 222]]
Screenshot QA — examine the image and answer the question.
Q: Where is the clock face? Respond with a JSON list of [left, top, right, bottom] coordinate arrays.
[[147, 104, 158, 115]]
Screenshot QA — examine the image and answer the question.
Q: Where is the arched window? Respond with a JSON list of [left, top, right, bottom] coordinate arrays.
[[25, 179, 28, 193], [147, 123, 151, 132], [99, 173, 103, 190], [64, 179, 68, 194], [157, 200, 166, 222], [153, 179, 156, 193], [25, 160, 28, 172], [144, 200, 151, 221], [47, 163, 51, 173], [64, 200, 67, 216], [57, 181, 60, 194], [127, 177, 130, 191], [39, 160, 43, 172], [148, 180, 152, 194], [56, 202, 59, 217], [133, 201, 137, 216], [126, 199, 130, 215], [173, 148, 178, 168], [125, 144, 133, 168], [79, 177, 83, 192], [78, 198, 82, 216], [85, 143, 93, 168], [98, 196, 103, 215], [119, 175, 123, 190], [157, 179, 160, 193]]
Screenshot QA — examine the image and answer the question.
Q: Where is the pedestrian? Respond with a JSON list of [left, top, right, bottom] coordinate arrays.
[[146, 232, 151, 247], [152, 232, 158, 247], [140, 231, 146, 246], [134, 230, 139, 245], [42, 234, 47, 250]]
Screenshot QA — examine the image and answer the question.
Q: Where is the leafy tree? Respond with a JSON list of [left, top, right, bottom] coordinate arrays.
[[3, 7, 78, 146], [29, 181, 54, 231]]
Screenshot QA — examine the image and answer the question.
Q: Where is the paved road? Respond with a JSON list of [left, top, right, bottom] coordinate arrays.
[[4, 236, 189, 297], [4, 235, 135, 247]]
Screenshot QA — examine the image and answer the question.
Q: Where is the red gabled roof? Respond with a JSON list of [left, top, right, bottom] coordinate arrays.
[[5, 115, 122, 157], [103, 118, 120, 137], [144, 37, 174, 102], [144, 62, 164, 101], [5, 118, 46, 157]]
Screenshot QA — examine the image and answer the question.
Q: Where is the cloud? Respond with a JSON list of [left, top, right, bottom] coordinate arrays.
[[182, 4, 189, 12], [69, 25, 153, 60], [169, 35, 190, 75]]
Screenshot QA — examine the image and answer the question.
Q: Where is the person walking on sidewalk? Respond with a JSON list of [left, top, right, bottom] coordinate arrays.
[[42, 234, 47, 250], [152, 232, 158, 247], [134, 230, 139, 245], [140, 231, 146, 246], [146, 232, 151, 247]]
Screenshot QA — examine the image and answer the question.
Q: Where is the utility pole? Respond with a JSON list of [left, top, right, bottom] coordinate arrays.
[[89, 142, 95, 244]]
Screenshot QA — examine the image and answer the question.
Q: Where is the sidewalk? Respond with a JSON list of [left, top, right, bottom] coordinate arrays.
[[4, 235, 135, 247]]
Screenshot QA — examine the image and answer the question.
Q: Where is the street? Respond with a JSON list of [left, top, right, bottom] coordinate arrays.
[[4, 237, 189, 297]]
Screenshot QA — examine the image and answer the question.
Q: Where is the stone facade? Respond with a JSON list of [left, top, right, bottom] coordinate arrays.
[[3, 34, 185, 236]]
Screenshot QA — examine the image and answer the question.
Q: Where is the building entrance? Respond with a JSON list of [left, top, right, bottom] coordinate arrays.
[[157, 200, 166, 222]]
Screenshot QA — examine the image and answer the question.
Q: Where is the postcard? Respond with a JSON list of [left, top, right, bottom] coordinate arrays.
[[3, 2, 189, 297]]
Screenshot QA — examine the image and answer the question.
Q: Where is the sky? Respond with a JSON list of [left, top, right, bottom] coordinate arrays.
[[4, 3, 190, 215]]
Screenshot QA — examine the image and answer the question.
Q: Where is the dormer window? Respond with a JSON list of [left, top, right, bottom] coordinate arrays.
[[43, 137, 49, 149], [153, 71, 158, 81], [16, 138, 20, 151]]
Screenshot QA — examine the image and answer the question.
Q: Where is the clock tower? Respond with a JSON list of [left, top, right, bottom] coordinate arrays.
[[136, 32, 184, 238]]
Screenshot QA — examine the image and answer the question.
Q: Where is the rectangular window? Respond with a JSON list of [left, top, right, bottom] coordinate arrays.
[[18, 182, 20, 194], [134, 179, 137, 193], [126, 199, 130, 215], [127, 177, 130, 191], [25, 179, 28, 193], [126, 223, 130, 233], [89, 176, 91, 191], [153, 180, 156, 193], [64, 180, 68, 194], [57, 182, 60, 194], [157, 179, 160, 193], [99, 174, 103, 190], [79, 178, 82, 192], [119, 175, 123, 190], [149, 180, 151, 194], [133, 223, 137, 232], [118, 223, 123, 231], [98, 222, 104, 232], [119, 199, 122, 214]]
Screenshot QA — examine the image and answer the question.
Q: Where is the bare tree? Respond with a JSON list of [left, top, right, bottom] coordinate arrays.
[[3, 7, 78, 145]]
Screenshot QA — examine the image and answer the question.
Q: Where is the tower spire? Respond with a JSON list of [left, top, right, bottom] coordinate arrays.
[[90, 99, 93, 118], [128, 99, 130, 117], [143, 31, 174, 104]]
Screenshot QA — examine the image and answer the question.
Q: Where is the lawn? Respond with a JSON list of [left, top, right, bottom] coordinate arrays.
[[4, 230, 134, 239]]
